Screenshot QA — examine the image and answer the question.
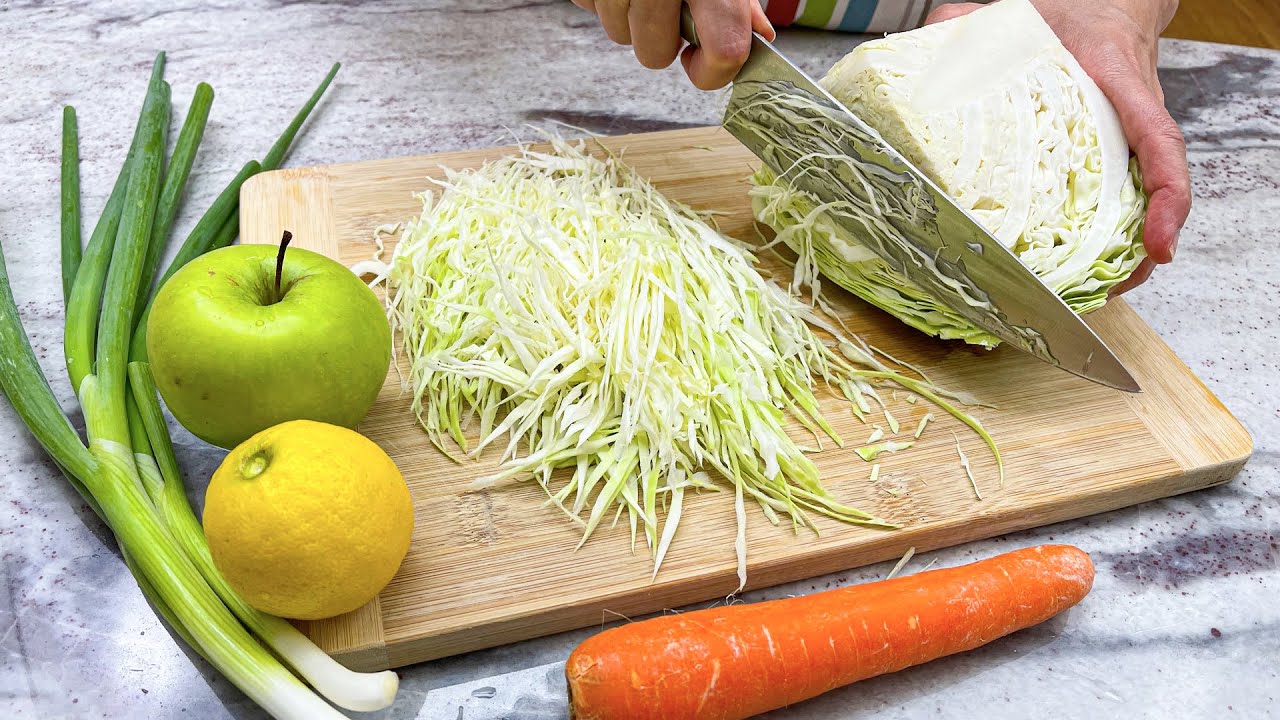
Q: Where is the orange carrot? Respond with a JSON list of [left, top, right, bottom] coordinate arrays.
[[566, 544, 1093, 720]]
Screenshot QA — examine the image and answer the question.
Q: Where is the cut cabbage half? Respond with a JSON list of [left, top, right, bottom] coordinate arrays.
[[750, 0, 1147, 348]]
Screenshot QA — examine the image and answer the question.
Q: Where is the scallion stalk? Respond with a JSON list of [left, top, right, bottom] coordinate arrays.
[[60, 106, 81, 304], [65, 54, 166, 393], [135, 82, 214, 316], [86, 64, 169, 449], [13, 255, 284, 691], [129, 362, 399, 711], [65, 118, 139, 390], [209, 208, 240, 250], [262, 63, 340, 171], [3, 52, 385, 719]]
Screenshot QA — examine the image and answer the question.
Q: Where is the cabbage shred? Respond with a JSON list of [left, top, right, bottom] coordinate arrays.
[[378, 138, 995, 579]]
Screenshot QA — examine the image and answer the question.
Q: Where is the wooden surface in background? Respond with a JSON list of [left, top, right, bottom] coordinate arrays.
[[240, 126, 1252, 671], [1165, 0, 1280, 49]]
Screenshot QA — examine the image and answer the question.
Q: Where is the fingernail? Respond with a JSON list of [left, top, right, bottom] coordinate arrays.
[[1169, 230, 1180, 260]]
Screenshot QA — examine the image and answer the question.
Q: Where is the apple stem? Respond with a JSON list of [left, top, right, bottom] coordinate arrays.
[[274, 230, 292, 303]]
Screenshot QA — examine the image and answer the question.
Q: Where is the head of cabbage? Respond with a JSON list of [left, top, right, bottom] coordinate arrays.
[[749, 0, 1147, 348]]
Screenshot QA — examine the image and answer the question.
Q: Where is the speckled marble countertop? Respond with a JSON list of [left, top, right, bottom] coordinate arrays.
[[1, 2, 1277, 719]]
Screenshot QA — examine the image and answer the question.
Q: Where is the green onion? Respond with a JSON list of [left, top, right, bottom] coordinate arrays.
[[0, 259, 97, 479], [60, 106, 81, 304], [262, 63, 340, 171], [209, 209, 241, 250], [64, 62, 155, 391], [85, 63, 169, 448], [128, 362, 398, 711], [135, 82, 214, 316], [2, 239, 347, 718], [3, 52, 391, 718], [64, 165, 128, 390]]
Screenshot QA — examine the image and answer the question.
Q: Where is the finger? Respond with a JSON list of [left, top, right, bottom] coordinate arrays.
[[924, 2, 985, 25], [750, 0, 776, 41], [571, 0, 596, 11], [629, 0, 682, 69], [1099, 70, 1191, 265], [681, 0, 753, 90], [597, 0, 632, 45], [1109, 257, 1156, 297]]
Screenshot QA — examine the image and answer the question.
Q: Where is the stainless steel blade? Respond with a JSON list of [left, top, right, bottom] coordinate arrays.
[[716, 33, 1139, 392]]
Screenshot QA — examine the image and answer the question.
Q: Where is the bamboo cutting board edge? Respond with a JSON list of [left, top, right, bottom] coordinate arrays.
[[240, 126, 1253, 671], [324, 441, 1248, 671]]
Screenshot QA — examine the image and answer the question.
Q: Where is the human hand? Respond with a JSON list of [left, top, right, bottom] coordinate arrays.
[[926, 0, 1190, 295], [571, 0, 775, 90]]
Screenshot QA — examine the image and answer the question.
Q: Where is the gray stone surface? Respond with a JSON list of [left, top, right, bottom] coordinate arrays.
[[1, 2, 1276, 718]]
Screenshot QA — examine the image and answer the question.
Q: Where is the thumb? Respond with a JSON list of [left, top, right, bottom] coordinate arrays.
[[924, 2, 986, 25]]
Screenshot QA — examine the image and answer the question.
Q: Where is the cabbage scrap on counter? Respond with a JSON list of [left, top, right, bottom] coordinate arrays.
[[749, 0, 1147, 348], [365, 138, 998, 585]]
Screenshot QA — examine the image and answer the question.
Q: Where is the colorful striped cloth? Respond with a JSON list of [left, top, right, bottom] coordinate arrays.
[[763, 0, 990, 33]]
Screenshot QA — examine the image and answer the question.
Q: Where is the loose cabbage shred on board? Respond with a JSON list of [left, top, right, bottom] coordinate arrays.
[[749, 0, 1147, 348], [375, 138, 1000, 581]]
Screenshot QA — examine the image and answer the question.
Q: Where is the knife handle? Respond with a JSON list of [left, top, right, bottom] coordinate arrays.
[[679, 5, 700, 47]]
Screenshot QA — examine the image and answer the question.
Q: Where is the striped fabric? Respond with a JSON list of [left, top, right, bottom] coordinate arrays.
[[763, 0, 991, 33]]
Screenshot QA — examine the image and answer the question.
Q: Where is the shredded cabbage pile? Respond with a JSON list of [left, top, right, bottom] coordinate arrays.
[[372, 138, 997, 582], [750, 0, 1147, 348]]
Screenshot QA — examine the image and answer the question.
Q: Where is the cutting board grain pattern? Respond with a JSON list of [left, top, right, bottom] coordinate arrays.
[[240, 126, 1252, 671]]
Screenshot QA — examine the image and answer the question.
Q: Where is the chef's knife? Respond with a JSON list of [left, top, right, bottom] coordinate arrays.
[[679, 10, 1140, 393]]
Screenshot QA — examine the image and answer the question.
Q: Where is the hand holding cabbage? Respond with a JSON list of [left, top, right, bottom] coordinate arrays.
[[929, 0, 1189, 294]]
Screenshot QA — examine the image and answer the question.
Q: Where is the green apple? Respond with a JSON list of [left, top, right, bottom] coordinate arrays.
[[147, 241, 391, 449]]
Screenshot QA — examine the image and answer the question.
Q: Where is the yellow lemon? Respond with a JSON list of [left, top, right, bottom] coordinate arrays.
[[203, 419, 414, 620]]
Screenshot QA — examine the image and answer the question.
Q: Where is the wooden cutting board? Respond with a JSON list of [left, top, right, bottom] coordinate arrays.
[[240, 126, 1252, 671]]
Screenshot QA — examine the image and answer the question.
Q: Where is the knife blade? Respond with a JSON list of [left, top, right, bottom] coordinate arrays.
[[678, 12, 1140, 393]]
